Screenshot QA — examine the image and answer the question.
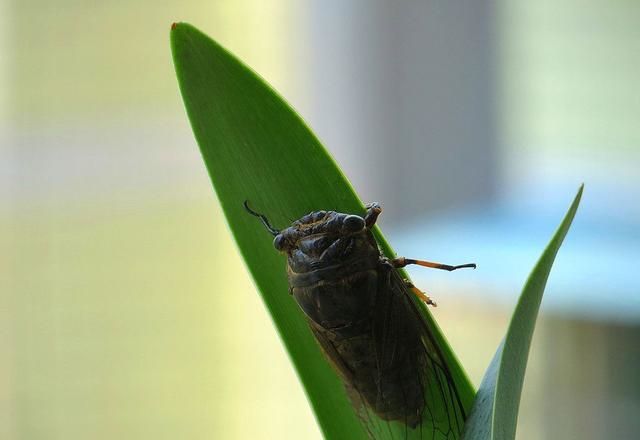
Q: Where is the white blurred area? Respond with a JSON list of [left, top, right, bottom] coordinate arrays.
[[2, 1, 639, 440]]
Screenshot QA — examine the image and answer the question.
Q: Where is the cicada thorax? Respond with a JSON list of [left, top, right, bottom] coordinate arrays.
[[277, 210, 428, 428]]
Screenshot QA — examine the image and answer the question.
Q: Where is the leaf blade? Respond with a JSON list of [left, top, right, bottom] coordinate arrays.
[[170, 22, 475, 439], [462, 185, 583, 440]]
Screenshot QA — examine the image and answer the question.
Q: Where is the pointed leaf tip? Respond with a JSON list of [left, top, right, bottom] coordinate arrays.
[[462, 185, 583, 440]]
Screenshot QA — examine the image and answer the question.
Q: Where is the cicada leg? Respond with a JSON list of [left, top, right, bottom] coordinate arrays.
[[364, 202, 382, 228], [391, 257, 476, 272], [404, 280, 437, 307]]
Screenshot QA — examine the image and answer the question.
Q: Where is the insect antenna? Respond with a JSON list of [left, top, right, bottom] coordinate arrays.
[[243, 200, 281, 236]]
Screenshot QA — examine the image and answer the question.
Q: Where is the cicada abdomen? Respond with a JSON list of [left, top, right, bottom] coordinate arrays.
[[244, 201, 474, 439]]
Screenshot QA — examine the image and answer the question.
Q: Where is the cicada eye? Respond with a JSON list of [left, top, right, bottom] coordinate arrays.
[[273, 234, 287, 251], [343, 215, 365, 233], [313, 210, 327, 222]]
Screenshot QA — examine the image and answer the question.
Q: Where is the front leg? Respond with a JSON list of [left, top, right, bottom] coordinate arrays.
[[392, 256, 476, 272], [364, 202, 382, 228]]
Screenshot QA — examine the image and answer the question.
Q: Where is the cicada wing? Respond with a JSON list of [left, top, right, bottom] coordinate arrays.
[[370, 266, 467, 439], [308, 322, 355, 385], [302, 265, 466, 440], [307, 320, 384, 439]]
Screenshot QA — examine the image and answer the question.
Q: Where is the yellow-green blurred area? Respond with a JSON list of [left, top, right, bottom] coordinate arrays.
[[2, 1, 639, 440]]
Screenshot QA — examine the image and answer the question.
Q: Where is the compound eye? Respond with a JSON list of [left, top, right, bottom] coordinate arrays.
[[343, 215, 365, 233], [273, 234, 287, 251], [312, 210, 327, 222]]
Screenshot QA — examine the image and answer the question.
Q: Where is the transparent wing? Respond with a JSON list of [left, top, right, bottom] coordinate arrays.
[[365, 265, 466, 440], [305, 263, 466, 440]]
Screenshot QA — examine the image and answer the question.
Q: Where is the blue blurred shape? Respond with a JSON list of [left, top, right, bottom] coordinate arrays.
[[390, 184, 640, 324]]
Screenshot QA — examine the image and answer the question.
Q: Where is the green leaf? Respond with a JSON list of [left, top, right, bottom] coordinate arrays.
[[462, 185, 583, 440], [171, 22, 475, 439]]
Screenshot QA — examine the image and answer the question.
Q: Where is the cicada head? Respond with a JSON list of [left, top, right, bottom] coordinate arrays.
[[274, 210, 380, 276], [244, 201, 383, 283]]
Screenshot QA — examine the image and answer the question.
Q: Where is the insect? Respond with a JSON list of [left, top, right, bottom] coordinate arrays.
[[244, 201, 475, 439]]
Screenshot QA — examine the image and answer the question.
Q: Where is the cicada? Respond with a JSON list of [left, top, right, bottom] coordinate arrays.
[[245, 201, 475, 439]]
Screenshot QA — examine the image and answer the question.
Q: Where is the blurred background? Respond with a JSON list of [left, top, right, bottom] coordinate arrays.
[[2, 1, 639, 439]]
